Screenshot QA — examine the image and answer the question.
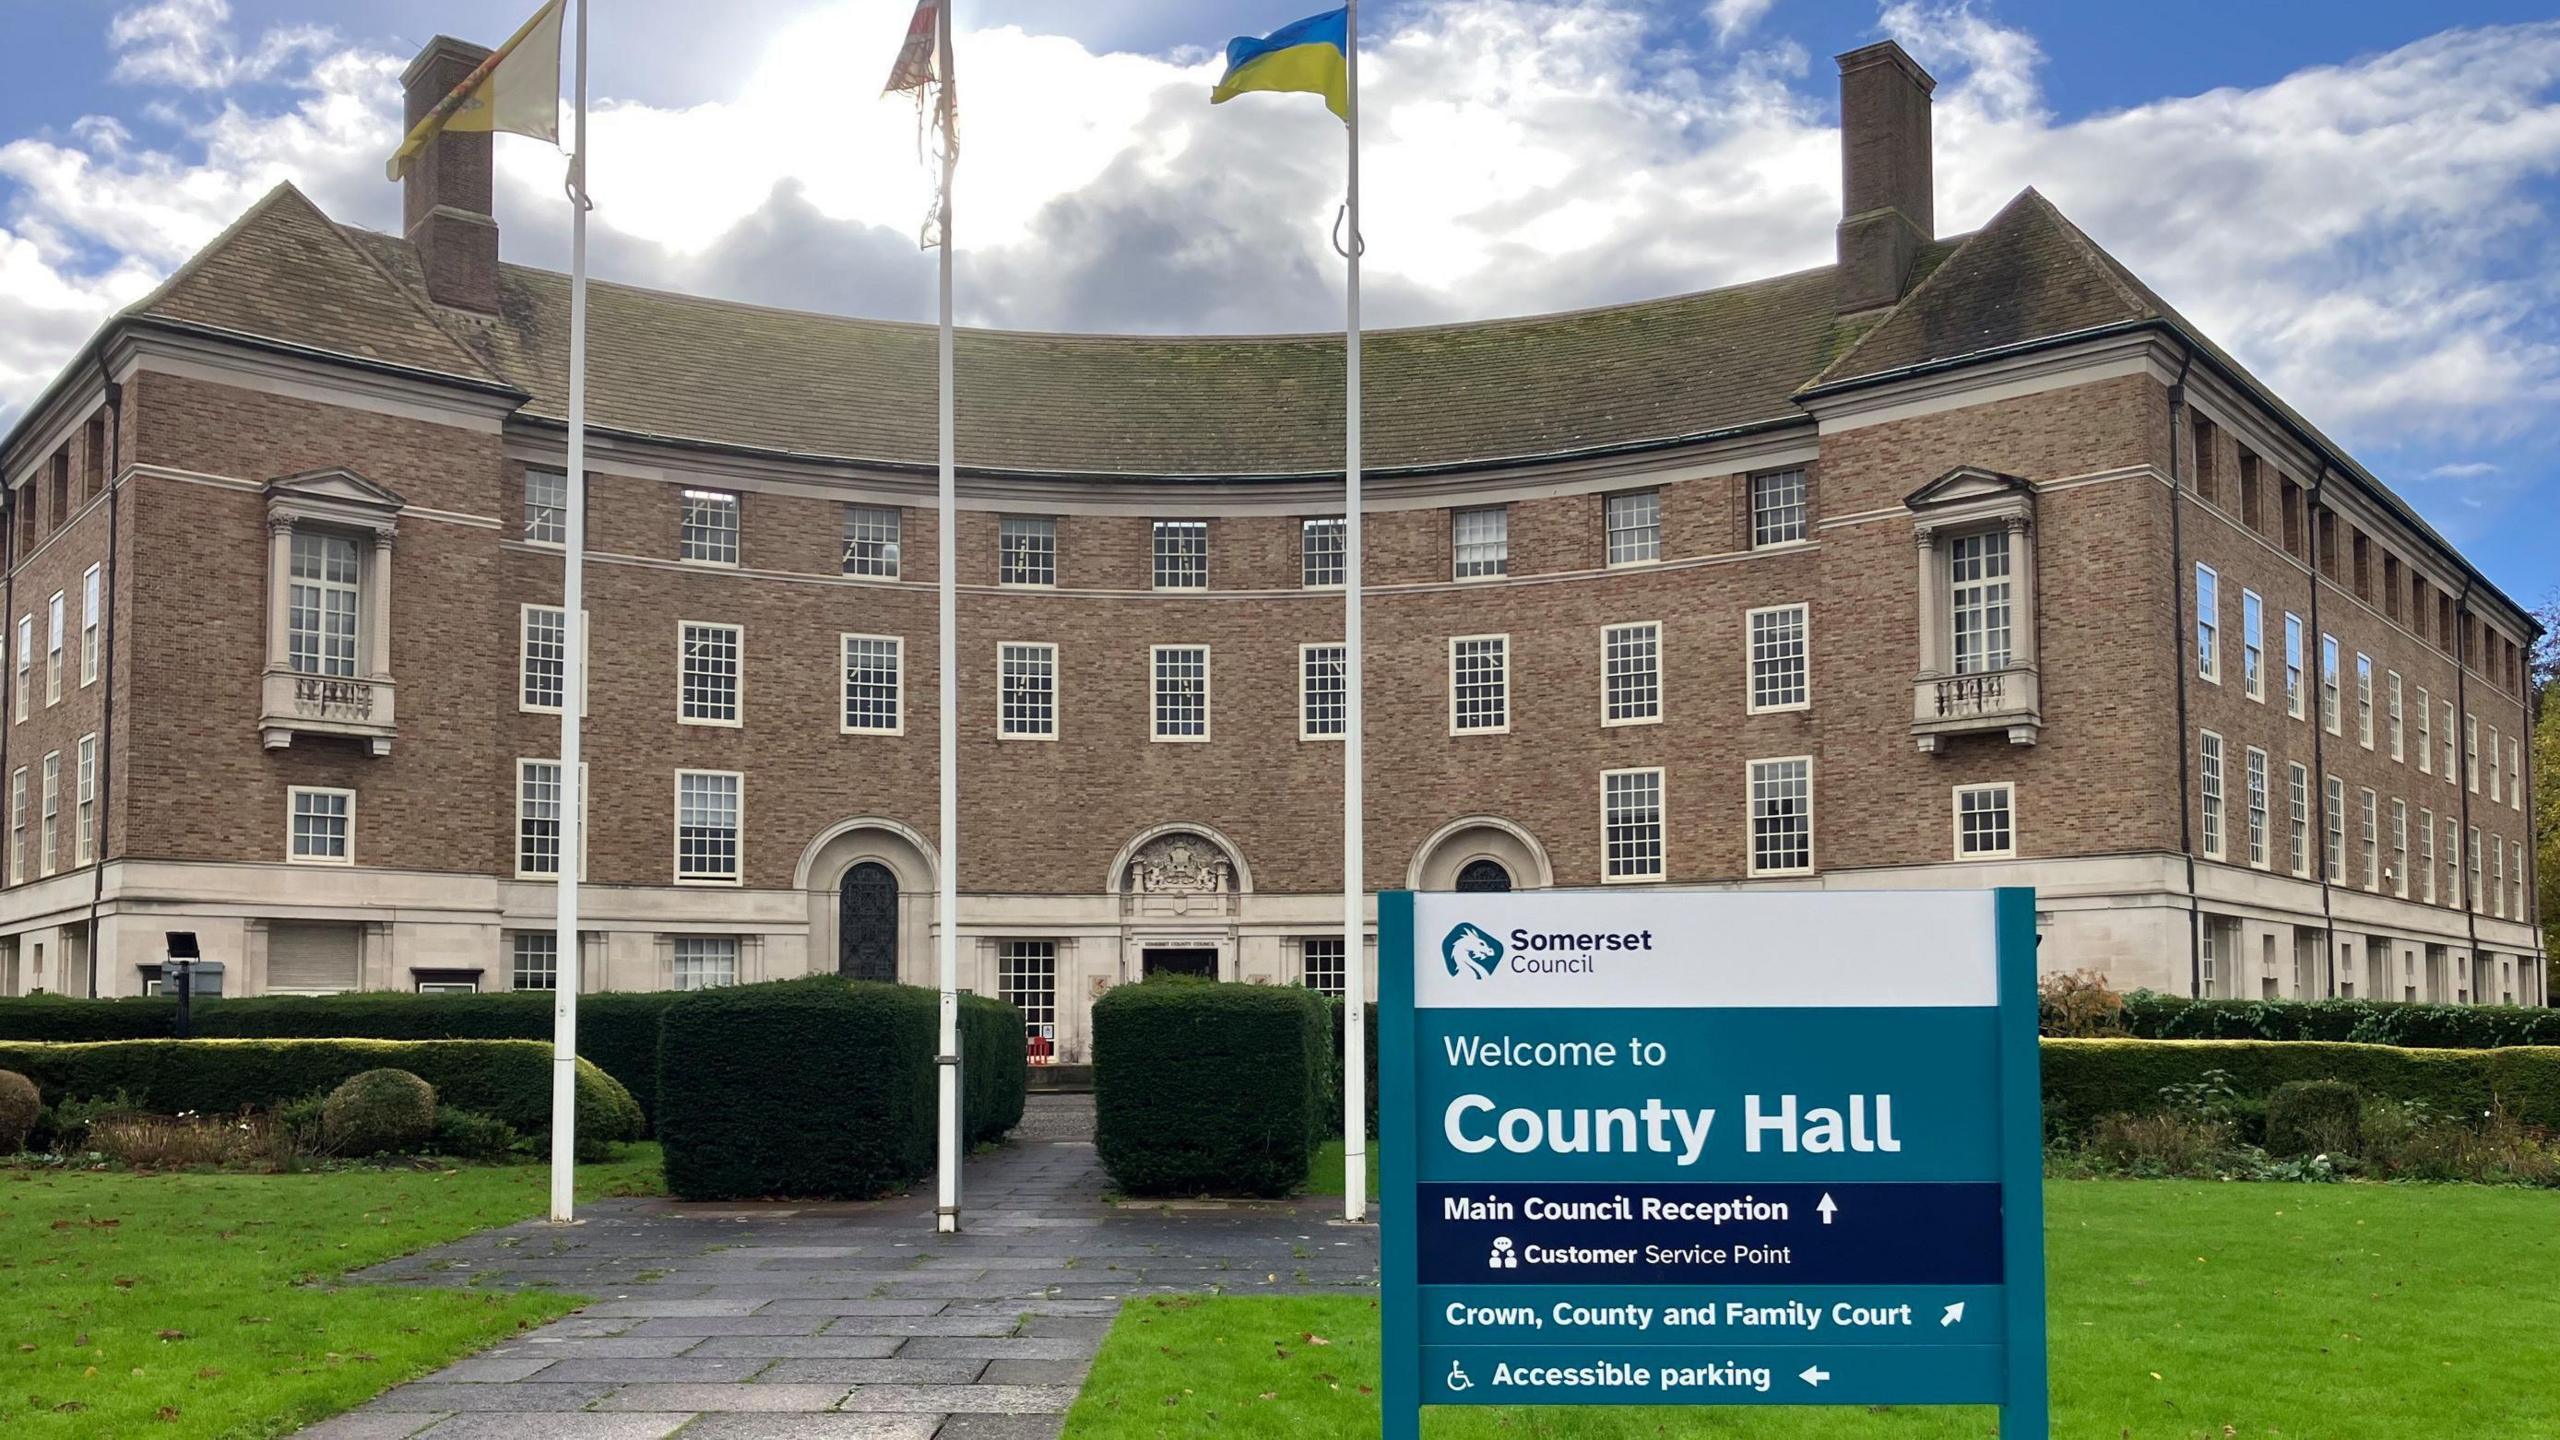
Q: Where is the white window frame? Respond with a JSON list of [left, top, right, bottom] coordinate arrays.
[[678, 621, 744, 727], [2355, 653, 2374, 749], [998, 641, 1058, 740], [2465, 713, 2479, 792], [286, 785, 354, 867], [518, 604, 588, 715], [1150, 644, 1211, 742], [1301, 517, 1345, 589], [2391, 798, 2409, 898], [674, 769, 744, 886], [1452, 507, 1508, 581], [510, 931, 560, 991], [2198, 731, 2226, 861], [1601, 766, 1666, 883], [678, 488, 740, 566], [1745, 603, 1810, 714], [2470, 826, 2484, 913], [1602, 621, 1662, 727], [1448, 634, 1510, 735], [2244, 748, 2269, 869], [1604, 490, 1661, 567], [1948, 530, 2013, 674], [2488, 725, 2502, 803], [2492, 835, 2506, 918], [2283, 613, 2304, 719], [1953, 782, 2016, 860], [998, 939, 1058, 1042], [5, 767, 20, 884], [1749, 469, 1809, 548], [2287, 762, 2310, 878], [840, 633, 904, 735], [1299, 643, 1346, 741], [1300, 936, 1348, 997], [524, 469, 567, 546], [2511, 737, 2524, 813], [79, 564, 100, 688], [2446, 817, 2461, 906], [285, 531, 361, 678], [44, 591, 64, 705], [1747, 756, 1814, 877], [2421, 808, 2437, 904], [1151, 520, 1209, 591], [2417, 686, 2433, 773], [2194, 564, 2219, 684], [2387, 671, 2403, 762], [73, 733, 94, 867], [2360, 788, 2379, 890], [2320, 635, 2340, 735], [2325, 776, 2346, 884], [515, 758, 589, 881], [2240, 589, 2263, 701], [841, 504, 901, 579], [38, 752, 59, 877], [2442, 700, 2458, 782], [673, 935, 740, 990], [12, 616, 26, 723], [998, 516, 1058, 587]]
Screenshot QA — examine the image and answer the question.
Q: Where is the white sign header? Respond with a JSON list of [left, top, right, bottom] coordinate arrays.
[[1412, 890, 2000, 1010]]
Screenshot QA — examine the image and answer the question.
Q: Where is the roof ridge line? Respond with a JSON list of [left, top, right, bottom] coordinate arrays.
[[2017, 187, 2153, 320], [1802, 205, 2004, 390], [323, 211, 509, 384]]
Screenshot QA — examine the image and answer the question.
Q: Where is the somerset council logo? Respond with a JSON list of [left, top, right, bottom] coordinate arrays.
[[1442, 922, 1503, 979]]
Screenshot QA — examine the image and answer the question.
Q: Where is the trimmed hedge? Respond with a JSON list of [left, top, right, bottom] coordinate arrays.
[[655, 979, 1025, 1201], [0, 1038, 642, 1156], [2041, 1037, 2560, 1138], [1094, 978, 1330, 1198], [2093, 992, 2560, 1049], [0, 991, 684, 1128]]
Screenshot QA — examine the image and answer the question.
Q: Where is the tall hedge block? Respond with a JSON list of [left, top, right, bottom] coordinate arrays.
[[2094, 993, 2560, 1049], [959, 993, 1030, 1146], [1093, 979, 1329, 1197], [657, 979, 944, 1200], [2041, 1038, 2560, 1136], [0, 1038, 641, 1153]]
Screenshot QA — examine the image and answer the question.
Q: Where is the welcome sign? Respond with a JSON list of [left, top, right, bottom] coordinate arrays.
[[1378, 887, 2047, 1436]]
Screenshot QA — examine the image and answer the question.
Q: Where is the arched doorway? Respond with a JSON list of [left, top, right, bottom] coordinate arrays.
[[1408, 816, 1553, 892], [1456, 858, 1513, 892], [837, 862, 900, 981]]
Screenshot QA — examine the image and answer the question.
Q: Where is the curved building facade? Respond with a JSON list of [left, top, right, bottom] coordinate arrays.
[[0, 38, 2543, 1045]]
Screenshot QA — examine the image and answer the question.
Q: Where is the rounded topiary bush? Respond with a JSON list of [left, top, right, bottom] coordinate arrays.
[[2264, 1078, 2365, 1157], [320, 1068, 437, 1155], [0, 1069, 37, 1153]]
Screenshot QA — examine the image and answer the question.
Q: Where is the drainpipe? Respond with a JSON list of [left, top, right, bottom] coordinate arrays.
[[82, 355, 122, 998], [2304, 464, 2338, 995], [2455, 579, 2482, 998], [2165, 350, 2202, 996]]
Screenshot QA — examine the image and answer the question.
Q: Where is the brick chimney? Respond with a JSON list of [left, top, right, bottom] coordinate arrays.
[[1834, 40, 1936, 314], [401, 36, 501, 315]]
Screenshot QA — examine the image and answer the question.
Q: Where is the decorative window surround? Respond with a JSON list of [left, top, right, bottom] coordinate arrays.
[[1906, 466, 2040, 750], [259, 468, 403, 755]]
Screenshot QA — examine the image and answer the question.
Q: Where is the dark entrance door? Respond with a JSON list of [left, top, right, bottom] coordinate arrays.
[[838, 862, 899, 981], [1142, 947, 1218, 980]]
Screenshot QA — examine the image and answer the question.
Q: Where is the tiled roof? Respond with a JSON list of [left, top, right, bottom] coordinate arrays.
[[334, 220, 1953, 476]]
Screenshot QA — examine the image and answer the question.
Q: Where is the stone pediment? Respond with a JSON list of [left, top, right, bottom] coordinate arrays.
[[1905, 465, 2032, 512], [265, 467, 407, 510]]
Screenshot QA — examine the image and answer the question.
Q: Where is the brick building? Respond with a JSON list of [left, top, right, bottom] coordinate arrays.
[[0, 37, 2542, 1048]]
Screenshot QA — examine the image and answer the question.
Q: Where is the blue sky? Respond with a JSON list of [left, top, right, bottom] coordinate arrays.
[[2, 0, 2555, 611]]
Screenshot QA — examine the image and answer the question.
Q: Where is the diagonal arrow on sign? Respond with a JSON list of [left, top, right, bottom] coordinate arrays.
[[1941, 1301, 1966, 1327], [1799, 1365, 1831, 1388]]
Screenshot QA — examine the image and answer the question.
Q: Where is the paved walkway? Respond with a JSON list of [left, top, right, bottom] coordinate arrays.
[[302, 1095, 1379, 1439]]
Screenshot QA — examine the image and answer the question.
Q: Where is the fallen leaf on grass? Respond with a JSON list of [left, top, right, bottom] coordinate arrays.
[[156, 1331, 187, 1342], [1302, 1332, 1331, 1346]]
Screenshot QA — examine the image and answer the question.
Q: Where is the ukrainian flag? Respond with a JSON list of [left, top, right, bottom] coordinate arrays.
[[1210, 8, 1350, 122]]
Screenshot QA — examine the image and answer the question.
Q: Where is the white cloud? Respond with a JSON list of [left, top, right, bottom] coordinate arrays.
[[3, 0, 2560, 560]]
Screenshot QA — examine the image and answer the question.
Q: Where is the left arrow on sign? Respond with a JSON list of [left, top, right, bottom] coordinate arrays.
[[1799, 1365, 1831, 1388]]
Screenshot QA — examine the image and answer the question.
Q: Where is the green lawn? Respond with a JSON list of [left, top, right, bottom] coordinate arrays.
[[1063, 1179, 2560, 1439], [0, 1145, 664, 1439]]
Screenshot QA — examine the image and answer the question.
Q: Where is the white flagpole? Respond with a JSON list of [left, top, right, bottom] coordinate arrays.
[[548, 0, 591, 1225], [1341, 0, 1367, 1224], [933, 0, 963, 1237]]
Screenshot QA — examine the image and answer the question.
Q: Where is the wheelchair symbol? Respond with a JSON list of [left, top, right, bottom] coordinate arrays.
[[1446, 1359, 1474, 1393]]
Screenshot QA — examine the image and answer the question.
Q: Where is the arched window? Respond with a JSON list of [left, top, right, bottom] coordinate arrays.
[[838, 862, 899, 981], [1456, 858, 1513, 893]]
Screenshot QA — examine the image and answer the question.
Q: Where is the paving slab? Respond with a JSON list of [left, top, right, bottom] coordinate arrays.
[[756, 1359, 990, 1385], [593, 1383, 853, 1413], [930, 1416, 1068, 1440], [674, 1416, 941, 1440], [413, 1416, 694, 1440], [690, 1336, 935, 1359]]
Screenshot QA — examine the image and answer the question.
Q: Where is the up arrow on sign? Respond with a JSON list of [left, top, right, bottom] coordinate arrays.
[[1815, 1193, 1838, 1225], [1799, 1366, 1831, 1388]]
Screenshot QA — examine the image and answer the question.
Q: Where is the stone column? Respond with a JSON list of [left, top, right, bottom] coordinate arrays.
[[366, 529, 395, 681], [1911, 525, 1942, 678], [2005, 514, 2038, 671], [265, 518, 294, 670]]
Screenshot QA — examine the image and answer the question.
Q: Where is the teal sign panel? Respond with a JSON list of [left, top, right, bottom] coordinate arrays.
[[1379, 887, 2047, 1435]]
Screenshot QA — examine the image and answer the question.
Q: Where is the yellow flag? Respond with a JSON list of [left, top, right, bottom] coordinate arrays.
[[385, 1, 566, 180]]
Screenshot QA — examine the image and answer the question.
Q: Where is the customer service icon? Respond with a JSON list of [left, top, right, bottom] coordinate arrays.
[[1488, 1236, 1517, 1270]]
